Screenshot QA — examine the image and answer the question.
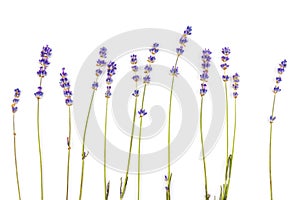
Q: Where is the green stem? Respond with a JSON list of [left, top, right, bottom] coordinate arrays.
[[138, 84, 147, 200], [166, 55, 180, 200], [224, 82, 229, 170], [200, 97, 209, 200], [120, 96, 138, 199], [224, 98, 237, 199], [37, 99, 44, 200], [78, 90, 96, 200], [66, 106, 72, 200], [104, 97, 109, 200], [13, 114, 22, 200], [269, 94, 276, 200]]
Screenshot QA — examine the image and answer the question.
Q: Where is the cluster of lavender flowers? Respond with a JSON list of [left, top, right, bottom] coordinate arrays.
[[220, 47, 230, 82], [131, 54, 140, 97], [12, 89, 21, 113], [92, 47, 108, 90], [34, 45, 52, 99], [200, 49, 212, 96], [105, 61, 117, 98], [232, 73, 240, 98], [270, 60, 287, 123], [59, 68, 73, 106]]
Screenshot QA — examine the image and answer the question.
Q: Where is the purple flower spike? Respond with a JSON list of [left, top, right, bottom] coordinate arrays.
[[12, 88, 21, 113], [60, 68, 73, 106]]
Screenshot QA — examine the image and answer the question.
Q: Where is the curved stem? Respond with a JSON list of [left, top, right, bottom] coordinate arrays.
[[66, 106, 72, 200], [200, 97, 209, 200], [120, 96, 138, 199], [137, 84, 147, 200], [166, 55, 180, 200], [37, 99, 44, 200], [269, 94, 276, 200], [104, 97, 109, 200], [78, 90, 96, 200], [13, 114, 22, 200]]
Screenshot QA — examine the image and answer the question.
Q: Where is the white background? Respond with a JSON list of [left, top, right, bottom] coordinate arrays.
[[0, 0, 299, 199]]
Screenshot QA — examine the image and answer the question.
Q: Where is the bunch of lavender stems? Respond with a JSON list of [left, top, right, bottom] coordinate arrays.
[[268, 60, 287, 200], [59, 67, 73, 200], [199, 49, 212, 200], [137, 43, 159, 200], [78, 47, 108, 200], [34, 45, 52, 200], [12, 88, 22, 200], [120, 54, 139, 200], [103, 61, 117, 200], [218, 47, 240, 200], [165, 26, 192, 200]]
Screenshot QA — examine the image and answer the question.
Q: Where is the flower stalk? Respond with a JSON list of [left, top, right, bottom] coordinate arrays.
[[137, 43, 159, 200], [268, 60, 287, 200], [166, 26, 192, 200], [12, 88, 22, 200], [34, 45, 52, 200], [78, 47, 108, 200]]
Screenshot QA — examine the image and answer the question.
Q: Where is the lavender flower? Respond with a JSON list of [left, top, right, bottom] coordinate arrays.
[[143, 43, 159, 84], [37, 45, 52, 78], [105, 61, 117, 97], [232, 73, 240, 98], [170, 66, 179, 77], [34, 86, 44, 99], [273, 59, 287, 93], [269, 115, 276, 123], [105, 86, 112, 98], [138, 109, 147, 117], [179, 26, 192, 47], [92, 81, 99, 90], [12, 88, 21, 113], [200, 49, 212, 84], [268, 59, 287, 200], [60, 68, 73, 106], [200, 83, 208, 96], [221, 47, 230, 82], [132, 89, 139, 97]]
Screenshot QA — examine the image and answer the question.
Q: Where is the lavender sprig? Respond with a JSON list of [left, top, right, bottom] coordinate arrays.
[[79, 47, 108, 200], [120, 54, 140, 199], [220, 47, 231, 183], [35, 45, 52, 200], [104, 61, 117, 200], [269, 60, 287, 200], [12, 88, 22, 200], [221, 73, 240, 200], [199, 49, 212, 200], [137, 43, 159, 200], [166, 26, 192, 200], [59, 68, 73, 200]]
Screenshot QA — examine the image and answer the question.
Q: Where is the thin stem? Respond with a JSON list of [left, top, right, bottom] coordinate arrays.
[[13, 114, 22, 200], [269, 94, 276, 200], [200, 97, 209, 200], [104, 97, 109, 200], [37, 99, 44, 200], [78, 90, 96, 200], [137, 84, 147, 200], [225, 82, 229, 168], [120, 96, 138, 199], [166, 55, 180, 200], [66, 106, 72, 200], [224, 98, 237, 199]]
